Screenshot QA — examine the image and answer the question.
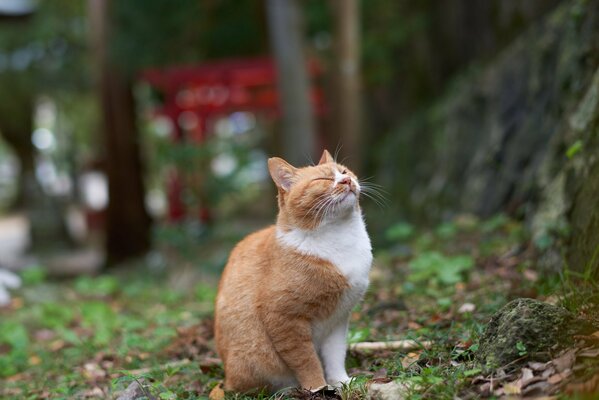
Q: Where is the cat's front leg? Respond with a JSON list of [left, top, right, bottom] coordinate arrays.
[[320, 319, 351, 386], [260, 308, 327, 390]]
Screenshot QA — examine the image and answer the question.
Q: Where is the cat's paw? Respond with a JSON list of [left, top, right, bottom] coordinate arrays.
[[327, 373, 351, 388]]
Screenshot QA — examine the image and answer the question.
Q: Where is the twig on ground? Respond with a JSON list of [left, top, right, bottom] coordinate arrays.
[[349, 340, 432, 352]]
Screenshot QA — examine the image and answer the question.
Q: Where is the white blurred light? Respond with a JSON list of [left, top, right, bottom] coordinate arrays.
[[32, 128, 55, 151], [79, 172, 108, 211], [152, 116, 174, 138], [211, 153, 237, 177]]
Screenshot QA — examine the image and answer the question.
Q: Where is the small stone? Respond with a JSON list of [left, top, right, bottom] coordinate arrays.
[[116, 380, 148, 400], [367, 380, 412, 400]]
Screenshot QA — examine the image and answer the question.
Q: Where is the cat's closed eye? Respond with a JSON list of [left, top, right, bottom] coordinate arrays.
[[312, 177, 334, 182]]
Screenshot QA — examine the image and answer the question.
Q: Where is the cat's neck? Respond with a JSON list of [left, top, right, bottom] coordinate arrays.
[[276, 207, 370, 253], [276, 204, 362, 233], [275, 207, 372, 281]]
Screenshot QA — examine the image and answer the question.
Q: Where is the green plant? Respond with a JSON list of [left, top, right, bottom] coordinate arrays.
[[408, 251, 474, 285]]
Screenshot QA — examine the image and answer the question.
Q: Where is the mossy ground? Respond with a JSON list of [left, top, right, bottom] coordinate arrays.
[[1, 214, 597, 399]]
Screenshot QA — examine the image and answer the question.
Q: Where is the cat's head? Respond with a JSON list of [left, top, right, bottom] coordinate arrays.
[[268, 150, 361, 230]]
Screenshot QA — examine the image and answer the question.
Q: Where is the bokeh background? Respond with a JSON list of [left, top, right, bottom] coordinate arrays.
[[2, 0, 596, 275], [1, 0, 599, 397]]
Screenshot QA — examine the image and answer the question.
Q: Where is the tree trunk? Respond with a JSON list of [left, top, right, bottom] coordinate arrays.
[[89, 0, 151, 264], [0, 76, 72, 252], [330, 0, 362, 173], [266, 0, 316, 166]]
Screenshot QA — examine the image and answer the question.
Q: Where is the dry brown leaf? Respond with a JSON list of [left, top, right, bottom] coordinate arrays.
[[520, 367, 535, 386], [529, 361, 550, 371], [523, 269, 539, 282], [547, 373, 565, 384], [522, 381, 554, 396], [577, 348, 599, 358], [503, 382, 521, 395], [400, 351, 421, 368], [209, 382, 225, 400], [407, 321, 422, 330], [552, 349, 576, 373], [542, 367, 556, 379], [566, 372, 599, 394], [49, 339, 66, 351], [372, 368, 387, 379], [28, 355, 41, 366]]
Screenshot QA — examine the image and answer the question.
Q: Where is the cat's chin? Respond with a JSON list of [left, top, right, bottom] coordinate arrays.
[[337, 191, 358, 208]]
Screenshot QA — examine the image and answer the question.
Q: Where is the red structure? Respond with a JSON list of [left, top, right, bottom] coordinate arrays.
[[141, 57, 325, 222]]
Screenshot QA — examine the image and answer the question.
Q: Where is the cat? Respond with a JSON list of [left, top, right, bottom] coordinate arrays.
[[214, 149, 372, 393]]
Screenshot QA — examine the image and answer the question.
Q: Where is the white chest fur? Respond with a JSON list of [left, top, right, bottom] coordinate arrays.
[[276, 209, 372, 289]]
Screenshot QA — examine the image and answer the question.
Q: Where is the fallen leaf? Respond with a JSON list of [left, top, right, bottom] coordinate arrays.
[[503, 382, 521, 395], [529, 361, 550, 371], [458, 303, 476, 313], [577, 348, 599, 358], [49, 340, 65, 351], [407, 321, 422, 330], [552, 349, 576, 373], [372, 368, 387, 379], [209, 382, 225, 400], [566, 372, 599, 394], [541, 367, 556, 379], [523, 269, 538, 282], [401, 351, 421, 368], [547, 374, 562, 384], [34, 329, 55, 341], [522, 381, 554, 396], [28, 356, 41, 366], [520, 368, 534, 386]]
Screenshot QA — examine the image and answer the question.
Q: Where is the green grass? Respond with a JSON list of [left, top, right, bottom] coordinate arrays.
[[2, 214, 591, 399]]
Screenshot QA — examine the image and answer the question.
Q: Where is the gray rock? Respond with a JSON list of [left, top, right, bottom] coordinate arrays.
[[476, 298, 596, 370]]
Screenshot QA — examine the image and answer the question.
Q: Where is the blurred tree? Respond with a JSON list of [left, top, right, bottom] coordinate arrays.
[[93, 0, 268, 262], [329, 0, 362, 172], [266, 0, 316, 166], [89, 0, 151, 264], [0, 1, 87, 252]]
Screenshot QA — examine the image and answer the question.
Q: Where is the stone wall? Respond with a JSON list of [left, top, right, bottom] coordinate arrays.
[[377, 0, 599, 274]]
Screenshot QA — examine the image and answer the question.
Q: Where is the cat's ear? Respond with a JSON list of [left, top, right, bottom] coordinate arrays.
[[318, 149, 334, 165], [268, 157, 297, 191]]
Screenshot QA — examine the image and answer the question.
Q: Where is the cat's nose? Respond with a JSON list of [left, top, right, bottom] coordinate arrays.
[[339, 176, 352, 186]]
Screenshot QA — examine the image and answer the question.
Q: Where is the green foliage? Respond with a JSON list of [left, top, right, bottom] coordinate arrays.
[[516, 341, 528, 356], [566, 139, 584, 159], [408, 251, 474, 285], [74, 275, 120, 297], [348, 327, 370, 344], [480, 214, 509, 233], [0, 321, 29, 377], [385, 221, 415, 241], [80, 301, 117, 346], [20, 265, 47, 285], [112, 0, 265, 73], [435, 222, 458, 239], [38, 302, 74, 329], [195, 282, 217, 303]]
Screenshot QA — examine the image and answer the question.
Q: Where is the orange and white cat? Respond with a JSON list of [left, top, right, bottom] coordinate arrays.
[[214, 150, 372, 392]]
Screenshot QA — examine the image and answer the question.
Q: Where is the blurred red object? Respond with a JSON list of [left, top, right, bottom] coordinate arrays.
[[141, 57, 325, 223]]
